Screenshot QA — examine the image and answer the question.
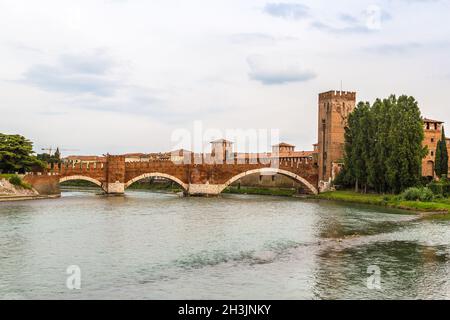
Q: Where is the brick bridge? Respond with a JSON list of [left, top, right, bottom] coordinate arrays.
[[46, 152, 319, 196]]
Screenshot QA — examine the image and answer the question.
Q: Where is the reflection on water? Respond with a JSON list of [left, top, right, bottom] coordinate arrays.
[[0, 190, 449, 299]]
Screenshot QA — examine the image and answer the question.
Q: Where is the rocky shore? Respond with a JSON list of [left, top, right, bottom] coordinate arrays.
[[0, 178, 39, 202]]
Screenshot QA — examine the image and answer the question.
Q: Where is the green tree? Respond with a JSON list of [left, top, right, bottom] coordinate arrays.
[[435, 127, 449, 178], [54, 147, 61, 162], [0, 134, 45, 173], [435, 138, 442, 177], [340, 95, 426, 194], [342, 102, 371, 192]]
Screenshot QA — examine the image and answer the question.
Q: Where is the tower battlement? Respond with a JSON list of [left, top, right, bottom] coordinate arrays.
[[319, 90, 356, 100]]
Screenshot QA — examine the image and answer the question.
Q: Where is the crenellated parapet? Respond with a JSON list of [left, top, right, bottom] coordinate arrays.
[[318, 90, 356, 100]]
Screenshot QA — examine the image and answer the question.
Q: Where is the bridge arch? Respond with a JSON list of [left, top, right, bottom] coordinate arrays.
[[59, 175, 104, 188], [125, 173, 189, 191], [219, 168, 318, 195]]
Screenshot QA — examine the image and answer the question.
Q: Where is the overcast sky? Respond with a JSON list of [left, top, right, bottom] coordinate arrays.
[[1, 0, 450, 155]]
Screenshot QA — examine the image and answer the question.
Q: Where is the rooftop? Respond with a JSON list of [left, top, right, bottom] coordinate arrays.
[[272, 142, 295, 147], [64, 155, 105, 161], [423, 118, 444, 124], [210, 139, 234, 144], [124, 153, 149, 157]]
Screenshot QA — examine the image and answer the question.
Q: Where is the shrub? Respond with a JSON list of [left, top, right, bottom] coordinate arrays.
[[8, 175, 32, 190], [419, 187, 434, 202], [401, 187, 434, 202], [443, 184, 450, 197], [429, 180, 450, 197], [428, 182, 443, 197], [8, 175, 22, 186]]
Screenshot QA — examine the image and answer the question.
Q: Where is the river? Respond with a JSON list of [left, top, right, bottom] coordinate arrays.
[[0, 189, 449, 300]]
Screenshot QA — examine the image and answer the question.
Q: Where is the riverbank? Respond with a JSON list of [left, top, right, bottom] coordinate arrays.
[[315, 190, 450, 220], [0, 194, 60, 202], [0, 176, 39, 201]]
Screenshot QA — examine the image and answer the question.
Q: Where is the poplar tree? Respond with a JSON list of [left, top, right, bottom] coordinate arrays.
[[339, 95, 426, 193], [435, 127, 449, 178], [441, 128, 449, 177]]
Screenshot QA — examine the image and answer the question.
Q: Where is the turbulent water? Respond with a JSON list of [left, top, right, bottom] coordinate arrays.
[[0, 190, 449, 300]]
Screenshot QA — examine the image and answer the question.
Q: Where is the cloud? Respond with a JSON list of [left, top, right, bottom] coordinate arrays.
[[364, 42, 424, 54], [229, 33, 277, 45], [364, 41, 450, 55], [263, 3, 310, 20], [312, 6, 392, 34], [247, 55, 316, 85], [21, 50, 119, 96], [228, 33, 296, 45]]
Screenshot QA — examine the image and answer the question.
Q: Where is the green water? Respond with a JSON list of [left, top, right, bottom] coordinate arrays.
[[0, 190, 449, 299]]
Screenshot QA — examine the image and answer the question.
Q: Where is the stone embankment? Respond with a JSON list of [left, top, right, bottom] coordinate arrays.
[[0, 178, 41, 202]]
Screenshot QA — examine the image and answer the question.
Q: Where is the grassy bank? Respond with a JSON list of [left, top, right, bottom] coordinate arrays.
[[0, 174, 32, 190], [223, 186, 298, 197], [315, 190, 450, 219]]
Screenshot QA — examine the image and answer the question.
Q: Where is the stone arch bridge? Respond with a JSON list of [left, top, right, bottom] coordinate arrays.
[[31, 154, 319, 196]]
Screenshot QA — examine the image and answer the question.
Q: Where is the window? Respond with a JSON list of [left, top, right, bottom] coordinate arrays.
[[431, 151, 434, 156], [427, 123, 430, 130], [431, 138, 435, 143]]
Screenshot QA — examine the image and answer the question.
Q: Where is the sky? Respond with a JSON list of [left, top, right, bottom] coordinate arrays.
[[1, 0, 450, 155]]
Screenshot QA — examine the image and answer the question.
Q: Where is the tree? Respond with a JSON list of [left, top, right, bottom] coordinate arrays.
[[342, 102, 372, 192], [435, 127, 449, 178], [54, 147, 61, 162], [340, 95, 426, 194], [0, 134, 45, 173], [435, 138, 442, 177], [441, 128, 449, 177]]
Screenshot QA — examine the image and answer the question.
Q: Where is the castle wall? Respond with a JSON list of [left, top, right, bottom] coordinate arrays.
[[23, 175, 60, 195]]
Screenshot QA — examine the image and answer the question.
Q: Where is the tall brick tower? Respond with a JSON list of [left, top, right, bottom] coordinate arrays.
[[317, 90, 356, 183]]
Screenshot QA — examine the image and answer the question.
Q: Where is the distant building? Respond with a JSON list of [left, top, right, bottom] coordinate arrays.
[[210, 139, 234, 161], [271, 142, 316, 163], [169, 149, 192, 163], [63, 155, 105, 165]]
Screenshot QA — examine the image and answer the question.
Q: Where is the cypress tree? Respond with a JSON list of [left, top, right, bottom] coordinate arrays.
[[435, 138, 442, 177], [442, 136, 449, 177], [436, 127, 449, 178]]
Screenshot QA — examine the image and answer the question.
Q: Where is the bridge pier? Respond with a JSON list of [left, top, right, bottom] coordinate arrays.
[[104, 155, 126, 195], [187, 184, 224, 196], [104, 182, 125, 195]]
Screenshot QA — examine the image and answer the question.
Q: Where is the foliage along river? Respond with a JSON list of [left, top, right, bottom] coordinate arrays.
[[0, 189, 449, 300]]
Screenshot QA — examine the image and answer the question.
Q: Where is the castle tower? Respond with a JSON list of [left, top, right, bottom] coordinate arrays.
[[210, 139, 234, 163], [422, 118, 444, 178], [317, 90, 356, 183]]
